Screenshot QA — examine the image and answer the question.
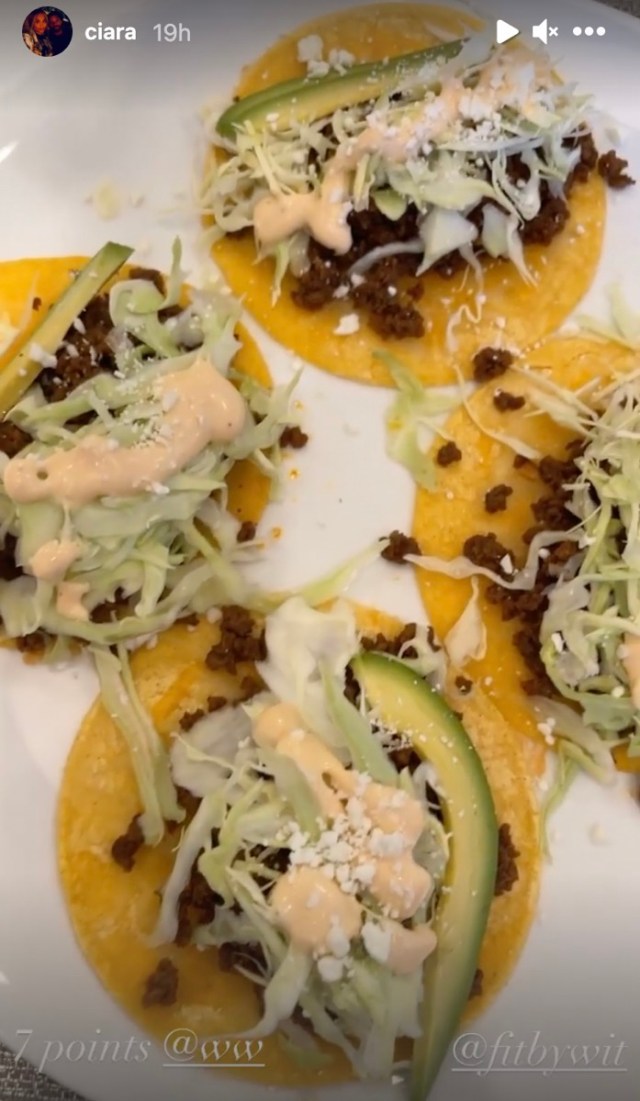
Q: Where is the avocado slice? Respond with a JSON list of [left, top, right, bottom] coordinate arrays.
[[351, 652, 498, 1101], [0, 241, 132, 419], [216, 39, 466, 139]]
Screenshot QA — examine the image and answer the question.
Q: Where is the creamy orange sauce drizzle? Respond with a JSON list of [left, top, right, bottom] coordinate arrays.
[[252, 43, 552, 254], [28, 538, 82, 582], [56, 580, 90, 621], [3, 357, 247, 507], [252, 702, 436, 974]]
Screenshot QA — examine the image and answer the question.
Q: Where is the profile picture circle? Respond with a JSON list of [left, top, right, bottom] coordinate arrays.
[[22, 6, 73, 57]]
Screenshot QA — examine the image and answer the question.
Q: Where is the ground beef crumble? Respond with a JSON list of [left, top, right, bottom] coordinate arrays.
[[0, 535, 22, 582], [179, 692, 230, 733], [15, 630, 51, 654], [176, 856, 223, 946], [493, 390, 525, 413], [484, 484, 513, 514], [381, 530, 421, 563], [436, 441, 462, 466], [279, 425, 309, 449], [597, 150, 635, 189], [495, 824, 519, 896], [360, 623, 419, 660], [455, 675, 473, 695], [463, 533, 513, 578], [276, 131, 628, 340], [0, 422, 32, 458], [237, 520, 257, 543], [472, 348, 514, 383], [205, 605, 267, 674], [128, 267, 166, 295], [483, 442, 583, 696], [142, 959, 179, 1008], [39, 293, 117, 402], [89, 589, 131, 624], [111, 815, 144, 872]]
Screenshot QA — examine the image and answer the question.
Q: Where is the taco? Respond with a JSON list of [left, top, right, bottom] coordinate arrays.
[[411, 332, 640, 777], [58, 597, 540, 1097], [0, 241, 304, 663], [202, 2, 634, 387]]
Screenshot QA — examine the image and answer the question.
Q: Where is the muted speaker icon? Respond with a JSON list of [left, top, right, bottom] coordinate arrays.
[[532, 18, 548, 44]]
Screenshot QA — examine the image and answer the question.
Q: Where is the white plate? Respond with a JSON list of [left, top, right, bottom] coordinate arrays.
[[1, 2, 640, 1100]]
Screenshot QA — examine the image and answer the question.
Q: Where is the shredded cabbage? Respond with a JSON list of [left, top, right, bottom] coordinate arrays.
[[379, 351, 460, 489], [0, 238, 305, 844], [93, 645, 184, 845], [443, 577, 487, 667], [203, 35, 599, 298], [143, 599, 449, 1081]]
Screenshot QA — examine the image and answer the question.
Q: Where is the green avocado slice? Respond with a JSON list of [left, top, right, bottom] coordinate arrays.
[[216, 39, 466, 139], [0, 241, 132, 419], [351, 651, 498, 1101]]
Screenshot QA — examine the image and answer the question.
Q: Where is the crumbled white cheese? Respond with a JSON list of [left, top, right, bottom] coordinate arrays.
[[307, 59, 331, 77], [29, 342, 57, 369], [73, 317, 86, 335], [328, 47, 355, 72], [551, 632, 564, 654], [333, 284, 350, 300], [333, 313, 360, 336], [369, 828, 406, 858], [537, 721, 556, 745], [611, 685, 625, 698], [296, 34, 324, 63], [362, 920, 392, 964], [350, 272, 365, 287], [326, 918, 350, 959], [317, 955, 345, 983], [499, 553, 514, 575]]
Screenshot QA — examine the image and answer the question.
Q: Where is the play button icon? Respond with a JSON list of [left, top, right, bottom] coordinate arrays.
[[496, 18, 520, 43]]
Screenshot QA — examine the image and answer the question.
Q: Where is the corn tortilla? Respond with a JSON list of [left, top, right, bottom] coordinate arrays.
[[58, 604, 541, 1086], [412, 335, 637, 764], [210, 3, 606, 387]]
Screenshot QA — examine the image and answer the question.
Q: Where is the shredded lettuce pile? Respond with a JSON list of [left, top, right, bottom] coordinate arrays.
[[412, 363, 640, 777], [151, 598, 448, 1080], [202, 32, 598, 295], [0, 241, 296, 647], [533, 372, 640, 761]]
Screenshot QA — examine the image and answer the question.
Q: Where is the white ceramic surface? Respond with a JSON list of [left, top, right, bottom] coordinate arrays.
[[1, 2, 640, 1100]]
